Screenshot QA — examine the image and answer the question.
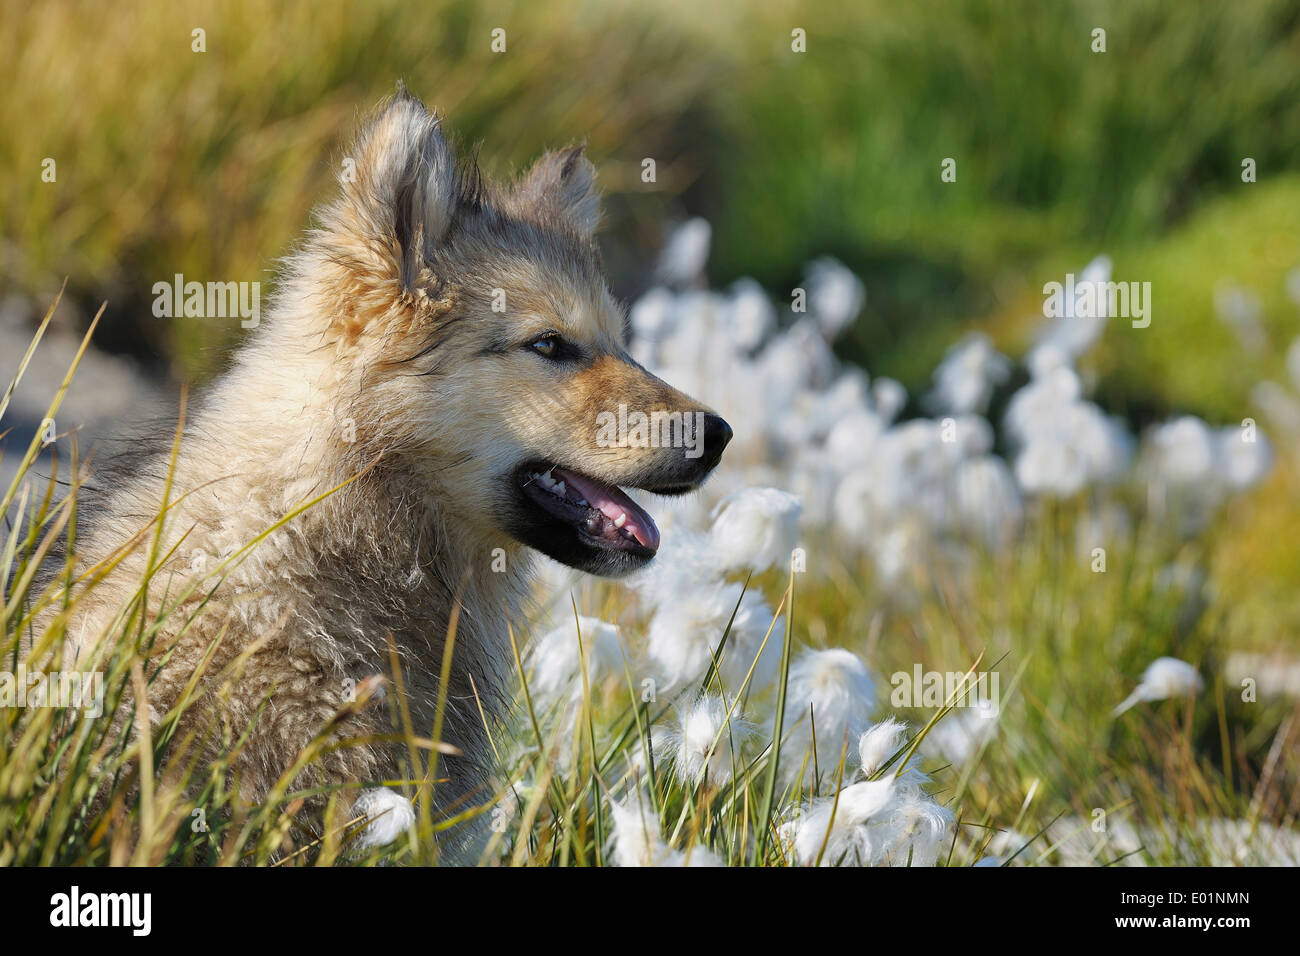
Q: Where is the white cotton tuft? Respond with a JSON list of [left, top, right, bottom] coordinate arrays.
[[825, 410, 887, 474], [954, 455, 1023, 546], [781, 767, 953, 866], [1015, 439, 1088, 497], [725, 278, 777, 352], [1025, 340, 1071, 379], [1037, 255, 1111, 360], [607, 795, 722, 867], [527, 616, 627, 712], [351, 788, 416, 850], [656, 695, 758, 787], [805, 257, 865, 339], [927, 697, 1000, 765], [857, 718, 909, 777], [628, 286, 678, 345], [1148, 416, 1217, 487], [1216, 426, 1272, 491], [1003, 366, 1083, 445], [926, 333, 1011, 415], [1215, 283, 1267, 352], [871, 377, 908, 424], [1010, 400, 1131, 498], [781, 648, 877, 785], [656, 218, 712, 287], [626, 527, 720, 599], [1113, 656, 1203, 717], [645, 584, 783, 693], [708, 487, 803, 574]]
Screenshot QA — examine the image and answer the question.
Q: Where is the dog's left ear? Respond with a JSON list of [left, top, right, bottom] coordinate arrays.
[[330, 89, 461, 288], [512, 146, 602, 240]]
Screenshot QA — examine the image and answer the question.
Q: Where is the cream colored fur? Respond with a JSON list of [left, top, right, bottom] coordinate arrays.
[[49, 89, 719, 854]]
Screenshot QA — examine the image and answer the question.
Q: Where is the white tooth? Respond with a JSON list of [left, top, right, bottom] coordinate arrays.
[[554, 481, 566, 496], [613, 513, 627, 529], [576, 497, 588, 506]]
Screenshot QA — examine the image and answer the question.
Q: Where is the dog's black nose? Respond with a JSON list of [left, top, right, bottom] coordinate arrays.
[[700, 414, 733, 467], [705, 414, 733, 451]]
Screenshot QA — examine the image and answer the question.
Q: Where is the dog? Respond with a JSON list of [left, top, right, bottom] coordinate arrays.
[[51, 88, 731, 855]]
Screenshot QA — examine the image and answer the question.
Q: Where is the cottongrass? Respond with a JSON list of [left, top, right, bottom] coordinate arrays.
[[490, 223, 1297, 867], [653, 695, 758, 788], [527, 615, 626, 713], [607, 793, 722, 867], [641, 575, 783, 694], [780, 649, 877, 788], [779, 721, 952, 867], [7, 226, 1300, 867], [708, 488, 801, 575], [1111, 657, 1203, 717]]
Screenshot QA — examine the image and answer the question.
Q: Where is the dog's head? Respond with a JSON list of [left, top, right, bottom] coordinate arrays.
[[298, 90, 730, 576]]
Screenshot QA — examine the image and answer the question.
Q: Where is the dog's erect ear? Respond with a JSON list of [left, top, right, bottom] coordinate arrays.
[[512, 145, 602, 240], [335, 90, 459, 286]]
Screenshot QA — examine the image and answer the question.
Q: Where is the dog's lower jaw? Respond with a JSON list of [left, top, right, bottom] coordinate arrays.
[[505, 514, 657, 577], [504, 463, 662, 576]]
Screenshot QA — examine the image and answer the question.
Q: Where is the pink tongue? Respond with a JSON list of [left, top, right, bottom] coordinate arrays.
[[552, 467, 661, 551]]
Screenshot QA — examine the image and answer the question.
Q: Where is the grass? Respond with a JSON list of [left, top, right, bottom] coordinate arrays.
[[4, 0, 1299, 866], [2, 294, 1295, 866], [818, 504, 1300, 865], [1, 0, 722, 376], [971, 176, 1300, 650], [8, 0, 1300, 393], [695, 0, 1300, 389]]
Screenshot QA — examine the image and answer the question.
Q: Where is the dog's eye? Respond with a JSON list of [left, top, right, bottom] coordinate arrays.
[[529, 333, 562, 359]]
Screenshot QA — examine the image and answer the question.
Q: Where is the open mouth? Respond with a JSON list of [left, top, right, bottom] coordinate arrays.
[[517, 464, 662, 558], [507, 415, 729, 576]]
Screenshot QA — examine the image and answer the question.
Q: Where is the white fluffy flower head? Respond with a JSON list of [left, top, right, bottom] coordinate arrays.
[[1113, 656, 1203, 716], [657, 695, 758, 787], [782, 648, 877, 783], [708, 487, 803, 574]]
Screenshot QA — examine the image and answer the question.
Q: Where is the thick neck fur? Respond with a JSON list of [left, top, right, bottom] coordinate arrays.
[[50, 91, 619, 835], [68, 292, 533, 807]]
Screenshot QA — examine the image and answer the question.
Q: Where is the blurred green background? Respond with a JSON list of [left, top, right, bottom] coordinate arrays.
[[3, 0, 1300, 615]]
